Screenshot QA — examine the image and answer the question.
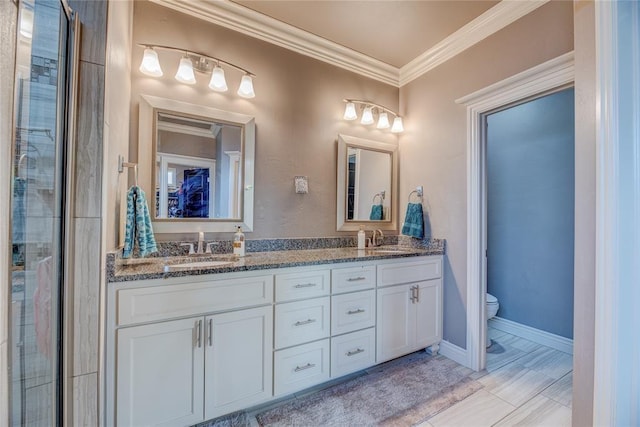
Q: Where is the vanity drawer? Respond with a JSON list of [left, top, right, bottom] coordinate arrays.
[[275, 269, 330, 302], [331, 290, 375, 336], [377, 257, 441, 287], [275, 297, 330, 349], [117, 274, 273, 326], [331, 327, 376, 378], [274, 339, 330, 396], [331, 265, 376, 294]]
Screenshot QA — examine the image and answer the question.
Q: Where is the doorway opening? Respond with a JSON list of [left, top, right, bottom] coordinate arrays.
[[484, 88, 575, 370]]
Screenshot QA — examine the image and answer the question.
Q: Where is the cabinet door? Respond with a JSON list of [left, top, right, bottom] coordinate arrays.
[[204, 306, 273, 419], [117, 318, 204, 427], [414, 279, 443, 349], [376, 283, 415, 363]]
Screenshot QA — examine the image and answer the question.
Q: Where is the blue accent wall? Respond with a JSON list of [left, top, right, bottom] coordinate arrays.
[[487, 88, 575, 339]]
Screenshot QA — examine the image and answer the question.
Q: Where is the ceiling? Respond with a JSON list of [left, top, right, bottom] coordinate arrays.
[[232, 1, 499, 68]]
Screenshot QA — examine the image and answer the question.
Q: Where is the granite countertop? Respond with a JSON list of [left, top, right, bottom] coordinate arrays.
[[109, 245, 444, 283]]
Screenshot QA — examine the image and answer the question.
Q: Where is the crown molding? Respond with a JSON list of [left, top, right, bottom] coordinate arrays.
[[152, 0, 550, 89], [151, 0, 400, 86], [399, 0, 550, 87]]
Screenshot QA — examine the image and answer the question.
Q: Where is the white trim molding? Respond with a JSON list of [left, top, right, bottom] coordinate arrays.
[[152, 0, 549, 88], [489, 317, 573, 355], [593, 1, 640, 425], [455, 51, 574, 371], [399, 0, 550, 87], [438, 340, 468, 367]]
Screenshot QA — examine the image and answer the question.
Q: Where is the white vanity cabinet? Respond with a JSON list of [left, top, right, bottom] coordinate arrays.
[[376, 258, 443, 363], [109, 274, 274, 427]]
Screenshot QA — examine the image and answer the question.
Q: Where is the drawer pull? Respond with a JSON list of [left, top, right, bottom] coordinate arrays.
[[294, 319, 317, 326], [347, 276, 366, 282], [346, 348, 365, 357], [347, 308, 365, 315], [294, 283, 317, 288], [294, 363, 316, 372]]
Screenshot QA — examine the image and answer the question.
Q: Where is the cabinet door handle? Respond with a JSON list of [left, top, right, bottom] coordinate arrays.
[[208, 318, 213, 347], [294, 363, 316, 372], [294, 319, 316, 326], [415, 285, 420, 303], [294, 283, 316, 288], [347, 308, 365, 315], [347, 276, 366, 282], [346, 348, 365, 357], [410, 286, 418, 303], [196, 319, 202, 348]]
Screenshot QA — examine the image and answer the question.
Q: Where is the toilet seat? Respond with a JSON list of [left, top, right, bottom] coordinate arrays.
[[486, 293, 498, 304]]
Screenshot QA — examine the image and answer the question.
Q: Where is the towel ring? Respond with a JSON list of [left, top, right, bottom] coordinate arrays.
[[408, 186, 423, 203], [372, 190, 386, 204]]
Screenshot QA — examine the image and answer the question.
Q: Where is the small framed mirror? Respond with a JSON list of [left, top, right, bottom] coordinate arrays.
[[138, 95, 255, 233], [336, 134, 398, 231]]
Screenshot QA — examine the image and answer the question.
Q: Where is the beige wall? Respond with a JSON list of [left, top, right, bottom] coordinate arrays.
[[398, 1, 574, 347], [126, 1, 399, 245], [572, 1, 595, 425]]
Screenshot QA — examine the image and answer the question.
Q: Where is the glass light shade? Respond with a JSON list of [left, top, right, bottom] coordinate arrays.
[[208, 65, 228, 92], [377, 112, 390, 129], [237, 74, 255, 98], [175, 57, 196, 84], [361, 106, 374, 125], [343, 102, 357, 120], [391, 117, 404, 133], [139, 48, 163, 77], [19, 7, 34, 39]]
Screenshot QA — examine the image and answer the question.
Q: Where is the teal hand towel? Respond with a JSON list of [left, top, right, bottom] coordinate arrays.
[[123, 186, 158, 258], [369, 204, 383, 220], [402, 202, 424, 239]]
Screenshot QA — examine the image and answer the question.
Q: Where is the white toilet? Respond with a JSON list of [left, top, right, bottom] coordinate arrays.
[[486, 293, 500, 348]]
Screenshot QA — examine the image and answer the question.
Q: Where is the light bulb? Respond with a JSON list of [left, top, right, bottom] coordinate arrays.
[[139, 48, 163, 77], [237, 74, 255, 98], [175, 56, 196, 84], [19, 7, 34, 39], [208, 65, 228, 92], [391, 117, 404, 133], [377, 112, 390, 129], [361, 106, 374, 125], [343, 102, 357, 120]]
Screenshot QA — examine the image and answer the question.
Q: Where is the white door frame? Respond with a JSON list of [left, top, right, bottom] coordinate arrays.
[[456, 52, 575, 371], [593, 1, 640, 425]]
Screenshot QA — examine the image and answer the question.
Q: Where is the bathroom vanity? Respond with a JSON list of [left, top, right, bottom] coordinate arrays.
[[106, 248, 443, 426]]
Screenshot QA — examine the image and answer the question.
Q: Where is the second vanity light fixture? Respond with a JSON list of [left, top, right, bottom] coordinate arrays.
[[138, 44, 256, 98], [343, 99, 404, 133]]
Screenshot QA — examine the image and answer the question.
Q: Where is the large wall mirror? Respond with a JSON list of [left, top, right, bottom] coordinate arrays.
[[138, 95, 255, 233], [336, 134, 398, 231]]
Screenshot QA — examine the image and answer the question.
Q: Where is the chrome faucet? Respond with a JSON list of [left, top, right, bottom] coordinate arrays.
[[182, 232, 207, 255], [371, 229, 384, 247]]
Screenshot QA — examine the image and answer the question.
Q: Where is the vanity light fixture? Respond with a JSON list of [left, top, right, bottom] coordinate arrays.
[[343, 99, 404, 133], [138, 44, 256, 98]]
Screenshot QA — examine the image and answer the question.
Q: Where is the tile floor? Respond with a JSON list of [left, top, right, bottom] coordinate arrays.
[[422, 327, 573, 427], [248, 327, 573, 426]]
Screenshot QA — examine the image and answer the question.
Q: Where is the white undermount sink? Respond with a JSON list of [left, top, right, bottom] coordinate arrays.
[[367, 247, 414, 254]]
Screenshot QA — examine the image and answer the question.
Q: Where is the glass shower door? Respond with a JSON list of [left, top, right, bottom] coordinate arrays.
[[9, 0, 71, 424]]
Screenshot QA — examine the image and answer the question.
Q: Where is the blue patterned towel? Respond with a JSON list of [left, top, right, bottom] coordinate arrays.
[[369, 204, 383, 220], [123, 186, 158, 258], [402, 202, 424, 239]]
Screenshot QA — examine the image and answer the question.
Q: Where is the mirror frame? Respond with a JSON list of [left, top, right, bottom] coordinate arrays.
[[336, 134, 398, 231], [138, 94, 255, 233]]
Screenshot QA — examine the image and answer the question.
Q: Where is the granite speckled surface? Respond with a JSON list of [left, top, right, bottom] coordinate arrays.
[[107, 237, 445, 283]]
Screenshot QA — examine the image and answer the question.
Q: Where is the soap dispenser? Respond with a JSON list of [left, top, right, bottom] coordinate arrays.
[[357, 225, 366, 250], [233, 226, 246, 257]]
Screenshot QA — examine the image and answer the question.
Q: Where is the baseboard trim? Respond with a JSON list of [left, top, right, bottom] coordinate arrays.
[[489, 317, 573, 354], [438, 340, 469, 367]]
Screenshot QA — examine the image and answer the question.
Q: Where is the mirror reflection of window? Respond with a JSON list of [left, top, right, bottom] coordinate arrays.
[[154, 112, 243, 220]]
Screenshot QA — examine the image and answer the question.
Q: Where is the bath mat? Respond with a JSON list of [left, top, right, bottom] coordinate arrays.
[[193, 410, 250, 427], [256, 352, 483, 426]]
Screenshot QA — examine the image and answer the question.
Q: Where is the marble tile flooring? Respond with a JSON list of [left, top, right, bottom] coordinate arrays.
[[423, 328, 573, 427]]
